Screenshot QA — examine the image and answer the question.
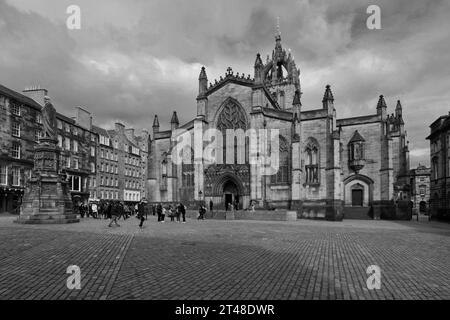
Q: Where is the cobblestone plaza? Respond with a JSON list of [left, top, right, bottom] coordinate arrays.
[[0, 215, 449, 300]]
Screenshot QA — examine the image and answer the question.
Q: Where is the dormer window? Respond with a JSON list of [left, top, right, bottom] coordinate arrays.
[[348, 130, 366, 173]]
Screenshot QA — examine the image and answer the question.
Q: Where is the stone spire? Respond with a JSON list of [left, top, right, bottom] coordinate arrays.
[[376, 95, 387, 121], [377, 95, 387, 109], [170, 111, 179, 130], [152, 115, 160, 133], [275, 16, 281, 41], [322, 84, 334, 103], [395, 100, 402, 116], [198, 66, 208, 96], [275, 17, 282, 49], [254, 53, 264, 84]]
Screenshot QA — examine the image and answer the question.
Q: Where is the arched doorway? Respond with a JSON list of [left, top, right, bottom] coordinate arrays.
[[223, 180, 238, 210]]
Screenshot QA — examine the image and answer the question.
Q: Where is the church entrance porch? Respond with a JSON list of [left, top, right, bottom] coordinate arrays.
[[205, 166, 250, 211], [223, 180, 240, 210]]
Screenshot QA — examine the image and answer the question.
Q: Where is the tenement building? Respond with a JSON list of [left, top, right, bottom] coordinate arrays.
[[410, 165, 431, 214], [0, 85, 99, 213], [148, 31, 410, 220], [0, 83, 149, 214], [427, 113, 450, 220], [93, 122, 149, 203]]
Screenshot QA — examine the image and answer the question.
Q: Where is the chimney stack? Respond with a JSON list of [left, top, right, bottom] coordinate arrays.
[[22, 86, 48, 106]]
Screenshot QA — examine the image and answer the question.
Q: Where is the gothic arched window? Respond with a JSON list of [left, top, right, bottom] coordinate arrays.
[[305, 139, 319, 185], [160, 156, 168, 191], [271, 136, 290, 184], [182, 147, 194, 187], [216, 99, 248, 165]]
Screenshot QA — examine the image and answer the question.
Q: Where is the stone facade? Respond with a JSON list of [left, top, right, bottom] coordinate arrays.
[[0, 83, 149, 213], [426, 113, 450, 220], [410, 165, 431, 214], [93, 122, 149, 203], [148, 31, 410, 220], [0, 85, 43, 214], [0, 85, 99, 214]]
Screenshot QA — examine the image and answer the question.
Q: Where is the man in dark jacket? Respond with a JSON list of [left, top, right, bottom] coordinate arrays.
[[108, 202, 121, 227], [179, 203, 186, 223], [156, 203, 162, 222], [138, 201, 146, 228]]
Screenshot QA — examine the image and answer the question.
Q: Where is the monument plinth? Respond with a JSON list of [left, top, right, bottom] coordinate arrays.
[[15, 97, 79, 224]]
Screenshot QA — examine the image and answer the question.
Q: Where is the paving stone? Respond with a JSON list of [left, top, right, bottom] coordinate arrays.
[[0, 216, 449, 300]]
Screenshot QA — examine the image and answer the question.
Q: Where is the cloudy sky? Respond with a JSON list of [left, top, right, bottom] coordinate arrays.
[[1, 0, 449, 167]]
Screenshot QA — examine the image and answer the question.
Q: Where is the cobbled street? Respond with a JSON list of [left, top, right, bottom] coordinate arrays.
[[0, 215, 449, 300]]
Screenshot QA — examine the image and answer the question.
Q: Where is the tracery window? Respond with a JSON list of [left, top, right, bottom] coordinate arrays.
[[182, 147, 195, 187], [271, 136, 290, 184], [216, 99, 248, 165], [305, 140, 319, 185]]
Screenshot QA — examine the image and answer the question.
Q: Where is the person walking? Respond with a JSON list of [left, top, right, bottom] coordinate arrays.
[[198, 205, 206, 220], [108, 202, 120, 227], [157, 203, 162, 222], [180, 203, 186, 223], [91, 202, 98, 219], [137, 201, 146, 228], [176, 204, 181, 223], [161, 206, 166, 223]]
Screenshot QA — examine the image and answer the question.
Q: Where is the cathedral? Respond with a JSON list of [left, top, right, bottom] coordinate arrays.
[[147, 30, 410, 221]]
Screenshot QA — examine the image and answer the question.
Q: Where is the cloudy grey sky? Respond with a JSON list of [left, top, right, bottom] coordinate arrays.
[[1, 0, 449, 167]]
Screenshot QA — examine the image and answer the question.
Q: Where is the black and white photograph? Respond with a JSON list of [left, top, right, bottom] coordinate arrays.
[[0, 0, 449, 314]]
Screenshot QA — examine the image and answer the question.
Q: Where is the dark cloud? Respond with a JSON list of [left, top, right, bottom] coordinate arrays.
[[1, 0, 450, 168]]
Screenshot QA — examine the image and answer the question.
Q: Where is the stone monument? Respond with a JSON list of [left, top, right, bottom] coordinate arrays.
[[15, 96, 79, 224]]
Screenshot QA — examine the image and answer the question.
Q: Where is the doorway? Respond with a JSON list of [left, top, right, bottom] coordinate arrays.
[[223, 180, 238, 210], [352, 189, 363, 206]]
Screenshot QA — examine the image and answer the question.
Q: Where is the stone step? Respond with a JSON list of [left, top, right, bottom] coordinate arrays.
[[343, 207, 372, 220]]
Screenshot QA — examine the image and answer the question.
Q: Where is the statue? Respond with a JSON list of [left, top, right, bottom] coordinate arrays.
[[42, 96, 56, 140]]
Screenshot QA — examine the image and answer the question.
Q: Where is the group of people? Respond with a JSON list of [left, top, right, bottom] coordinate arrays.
[[153, 203, 187, 223], [75, 199, 259, 228], [75, 200, 148, 228]]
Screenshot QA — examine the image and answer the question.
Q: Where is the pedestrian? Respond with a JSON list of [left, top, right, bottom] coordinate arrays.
[[169, 205, 175, 222], [138, 201, 146, 228], [161, 206, 166, 222], [157, 203, 162, 222], [137, 201, 147, 224], [92, 202, 98, 219], [123, 204, 130, 220], [108, 202, 120, 227], [180, 203, 186, 223], [198, 205, 206, 220], [176, 204, 181, 223], [78, 203, 86, 218]]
